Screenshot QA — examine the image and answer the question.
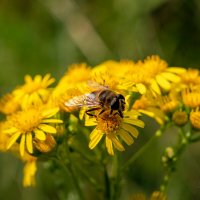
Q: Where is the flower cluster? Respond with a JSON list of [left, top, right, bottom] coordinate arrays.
[[0, 55, 195, 190]]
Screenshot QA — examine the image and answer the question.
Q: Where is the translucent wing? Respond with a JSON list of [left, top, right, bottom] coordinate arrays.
[[87, 81, 109, 91], [64, 92, 100, 109]]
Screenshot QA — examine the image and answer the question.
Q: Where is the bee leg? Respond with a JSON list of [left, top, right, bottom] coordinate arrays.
[[86, 108, 100, 117], [98, 109, 106, 116], [118, 110, 124, 118], [109, 109, 114, 117]]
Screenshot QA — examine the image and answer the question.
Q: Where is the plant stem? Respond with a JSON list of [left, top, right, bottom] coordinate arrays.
[[52, 157, 85, 200], [122, 134, 157, 172], [104, 163, 111, 200]]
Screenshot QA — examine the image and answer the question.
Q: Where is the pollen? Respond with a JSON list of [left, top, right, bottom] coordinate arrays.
[[96, 110, 123, 134], [9, 109, 42, 133]]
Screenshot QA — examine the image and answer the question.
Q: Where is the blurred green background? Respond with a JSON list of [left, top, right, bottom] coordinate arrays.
[[1, 0, 200, 199]]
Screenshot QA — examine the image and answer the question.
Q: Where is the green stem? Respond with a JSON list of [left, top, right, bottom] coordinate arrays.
[[122, 134, 157, 172], [52, 157, 85, 200], [111, 153, 121, 200], [104, 163, 111, 200], [160, 127, 188, 192]]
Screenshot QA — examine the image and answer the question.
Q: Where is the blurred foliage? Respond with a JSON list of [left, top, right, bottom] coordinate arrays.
[[0, 0, 200, 200]]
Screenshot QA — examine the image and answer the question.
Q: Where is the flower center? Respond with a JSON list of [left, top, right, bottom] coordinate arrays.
[[10, 109, 42, 133], [96, 110, 123, 134]]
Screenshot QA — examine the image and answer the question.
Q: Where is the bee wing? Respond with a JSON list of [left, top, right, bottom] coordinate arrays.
[[87, 81, 109, 91], [64, 93, 100, 109]]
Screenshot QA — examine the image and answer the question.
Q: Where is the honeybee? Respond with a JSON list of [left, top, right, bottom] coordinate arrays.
[[65, 84, 126, 118]]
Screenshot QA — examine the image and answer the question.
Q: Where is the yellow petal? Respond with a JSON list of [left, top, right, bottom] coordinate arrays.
[[125, 110, 141, 118], [156, 75, 171, 90], [26, 132, 33, 154], [24, 75, 32, 83], [42, 107, 59, 118], [166, 67, 186, 74], [3, 127, 18, 134], [20, 134, 26, 157], [123, 118, 145, 128], [150, 80, 161, 94], [89, 128, 102, 139], [41, 119, 63, 123], [7, 131, 21, 149], [38, 124, 57, 134], [42, 73, 51, 83], [34, 129, 46, 140], [89, 130, 103, 149], [34, 75, 42, 83], [136, 83, 147, 94], [111, 136, 125, 151], [122, 123, 139, 138], [161, 72, 180, 83], [105, 136, 114, 155], [119, 129, 134, 145], [85, 117, 97, 126]]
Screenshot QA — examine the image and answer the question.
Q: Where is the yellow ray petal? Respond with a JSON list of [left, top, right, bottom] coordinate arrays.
[[85, 117, 97, 126], [89, 128, 102, 139], [38, 124, 57, 134], [42, 107, 59, 118], [156, 75, 171, 90], [136, 83, 147, 94], [161, 72, 180, 83], [34, 75, 42, 83], [20, 134, 26, 157], [41, 119, 63, 123], [3, 127, 18, 134], [105, 136, 114, 155], [119, 129, 134, 145], [166, 67, 186, 74], [111, 136, 125, 151], [26, 132, 33, 154], [24, 75, 32, 83], [7, 131, 21, 149], [150, 79, 161, 94], [89, 130, 103, 149], [34, 129, 46, 140], [123, 118, 145, 128], [122, 123, 139, 138]]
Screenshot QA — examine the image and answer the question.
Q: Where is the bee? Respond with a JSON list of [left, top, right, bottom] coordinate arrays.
[[65, 85, 126, 118]]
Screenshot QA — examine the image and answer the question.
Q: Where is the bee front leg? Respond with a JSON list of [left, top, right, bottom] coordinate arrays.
[[86, 108, 100, 117], [98, 109, 106, 116]]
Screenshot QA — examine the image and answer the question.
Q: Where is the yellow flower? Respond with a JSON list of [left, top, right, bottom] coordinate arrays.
[[130, 191, 167, 200], [60, 63, 91, 84], [133, 95, 165, 125], [4, 106, 62, 157], [157, 94, 180, 113], [143, 55, 186, 94], [0, 121, 11, 151], [179, 68, 200, 86], [22, 154, 37, 187], [0, 93, 20, 115], [86, 110, 144, 155], [13, 74, 55, 108], [50, 64, 92, 109], [33, 133, 56, 153], [182, 87, 200, 108], [172, 111, 188, 126], [190, 107, 200, 129]]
